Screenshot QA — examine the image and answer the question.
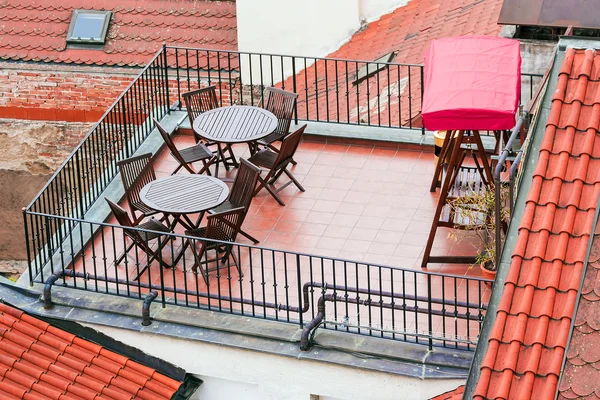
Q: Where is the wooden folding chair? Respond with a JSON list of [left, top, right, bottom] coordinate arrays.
[[153, 118, 216, 175], [106, 198, 173, 281], [209, 158, 261, 243], [248, 124, 306, 206], [182, 86, 238, 169], [185, 207, 245, 284], [117, 153, 160, 225], [251, 87, 298, 152]]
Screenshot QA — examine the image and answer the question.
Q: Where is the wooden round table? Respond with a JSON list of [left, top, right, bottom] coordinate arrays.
[[193, 105, 278, 179], [140, 175, 229, 230]]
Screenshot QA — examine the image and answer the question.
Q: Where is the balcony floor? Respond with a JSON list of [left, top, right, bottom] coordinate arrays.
[[72, 132, 491, 347]]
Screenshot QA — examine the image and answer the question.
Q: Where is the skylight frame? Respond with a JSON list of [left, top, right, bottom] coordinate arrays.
[[66, 10, 112, 45]]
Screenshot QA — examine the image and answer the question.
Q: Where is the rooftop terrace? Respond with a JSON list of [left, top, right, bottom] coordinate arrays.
[[20, 46, 539, 375]]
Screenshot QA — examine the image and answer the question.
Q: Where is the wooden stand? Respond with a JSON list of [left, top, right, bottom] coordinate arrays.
[[422, 130, 494, 268]]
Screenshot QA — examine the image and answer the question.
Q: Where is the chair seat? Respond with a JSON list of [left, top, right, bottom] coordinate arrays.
[[258, 131, 285, 146], [135, 218, 171, 240], [179, 143, 214, 164], [248, 149, 277, 169], [185, 226, 231, 247]]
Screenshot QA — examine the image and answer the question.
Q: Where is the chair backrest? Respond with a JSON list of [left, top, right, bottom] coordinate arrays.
[[229, 159, 261, 209], [273, 124, 306, 170], [117, 153, 156, 214], [153, 118, 192, 172], [106, 198, 147, 244], [264, 87, 298, 136], [205, 207, 245, 243], [182, 86, 219, 125]]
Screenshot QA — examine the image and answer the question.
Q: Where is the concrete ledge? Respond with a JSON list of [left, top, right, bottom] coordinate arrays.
[[13, 282, 473, 379]]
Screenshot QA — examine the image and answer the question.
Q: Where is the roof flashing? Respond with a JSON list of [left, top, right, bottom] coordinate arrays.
[[66, 10, 112, 46], [352, 51, 397, 86]]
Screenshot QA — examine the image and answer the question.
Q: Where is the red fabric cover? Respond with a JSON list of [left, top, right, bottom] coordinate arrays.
[[422, 36, 521, 131]]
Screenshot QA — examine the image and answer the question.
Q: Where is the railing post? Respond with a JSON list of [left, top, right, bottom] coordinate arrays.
[[427, 274, 433, 350], [120, 100, 130, 158], [156, 235, 166, 307], [296, 253, 303, 327], [292, 57, 298, 125], [162, 43, 171, 114], [420, 65, 425, 136], [23, 208, 33, 286], [74, 152, 86, 218]]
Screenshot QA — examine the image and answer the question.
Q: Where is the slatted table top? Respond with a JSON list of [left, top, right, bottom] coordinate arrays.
[[193, 105, 278, 144], [139, 175, 229, 214]]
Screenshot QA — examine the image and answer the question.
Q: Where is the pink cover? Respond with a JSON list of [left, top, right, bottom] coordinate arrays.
[[422, 36, 521, 131]]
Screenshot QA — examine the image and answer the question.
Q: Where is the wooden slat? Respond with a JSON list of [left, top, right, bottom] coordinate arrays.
[[140, 175, 229, 214], [193, 105, 279, 144]]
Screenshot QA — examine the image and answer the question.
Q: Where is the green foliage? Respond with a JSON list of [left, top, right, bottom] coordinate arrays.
[[447, 185, 510, 271]]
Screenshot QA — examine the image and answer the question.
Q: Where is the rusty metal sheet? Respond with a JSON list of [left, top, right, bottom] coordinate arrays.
[[499, 0, 600, 29]]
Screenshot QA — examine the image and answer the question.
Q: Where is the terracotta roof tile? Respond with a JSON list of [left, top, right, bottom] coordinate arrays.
[[474, 48, 600, 400], [0, 303, 182, 399], [430, 385, 465, 400], [0, 0, 237, 67], [289, 0, 503, 127]]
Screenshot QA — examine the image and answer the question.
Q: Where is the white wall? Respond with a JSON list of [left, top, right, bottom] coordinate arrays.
[[236, 0, 361, 85], [359, 0, 410, 23], [89, 325, 464, 400], [237, 0, 360, 58]]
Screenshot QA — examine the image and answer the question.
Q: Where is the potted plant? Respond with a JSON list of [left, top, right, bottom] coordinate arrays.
[[447, 185, 509, 280]]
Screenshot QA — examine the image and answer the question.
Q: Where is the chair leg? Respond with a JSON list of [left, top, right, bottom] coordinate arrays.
[[238, 228, 260, 244], [198, 156, 217, 175], [217, 144, 230, 171], [225, 144, 239, 168], [284, 169, 305, 192], [257, 176, 286, 206], [115, 241, 136, 266]]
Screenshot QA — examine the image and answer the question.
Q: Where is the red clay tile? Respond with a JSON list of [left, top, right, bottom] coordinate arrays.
[[0, 0, 237, 67], [476, 48, 600, 400], [0, 304, 181, 400]]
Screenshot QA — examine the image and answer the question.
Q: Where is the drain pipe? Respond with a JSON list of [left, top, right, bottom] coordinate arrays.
[[142, 291, 159, 326], [494, 115, 526, 267], [43, 270, 87, 309], [43, 272, 64, 309], [300, 294, 336, 351]]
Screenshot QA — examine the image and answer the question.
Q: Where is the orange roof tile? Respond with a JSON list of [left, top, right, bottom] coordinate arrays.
[[290, 0, 503, 127], [0, 0, 237, 67], [0, 303, 182, 399], [473, 48, 600, 400], [430, 385, 465, 400]]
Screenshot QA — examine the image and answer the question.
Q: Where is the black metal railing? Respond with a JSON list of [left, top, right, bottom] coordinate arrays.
[[163, 46, 542, 134], [24, 47, 171, 278], [30, 212, 490, 351], [22, 45, 544, 352]]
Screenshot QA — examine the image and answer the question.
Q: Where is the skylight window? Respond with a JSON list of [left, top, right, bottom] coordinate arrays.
[[353, 52, 397, 86], [66, 10, 112, 45]]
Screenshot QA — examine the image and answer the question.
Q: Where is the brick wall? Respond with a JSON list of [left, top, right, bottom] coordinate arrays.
[[0, 70, 134, 122], [0, 68, 246, 122]]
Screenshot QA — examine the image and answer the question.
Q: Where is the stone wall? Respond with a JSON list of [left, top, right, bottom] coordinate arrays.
[[0, 119, 92, 260], [0, 119, 93, 174]]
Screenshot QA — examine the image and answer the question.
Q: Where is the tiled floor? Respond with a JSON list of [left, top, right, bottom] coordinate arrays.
[[71, 132, 491, 347]]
